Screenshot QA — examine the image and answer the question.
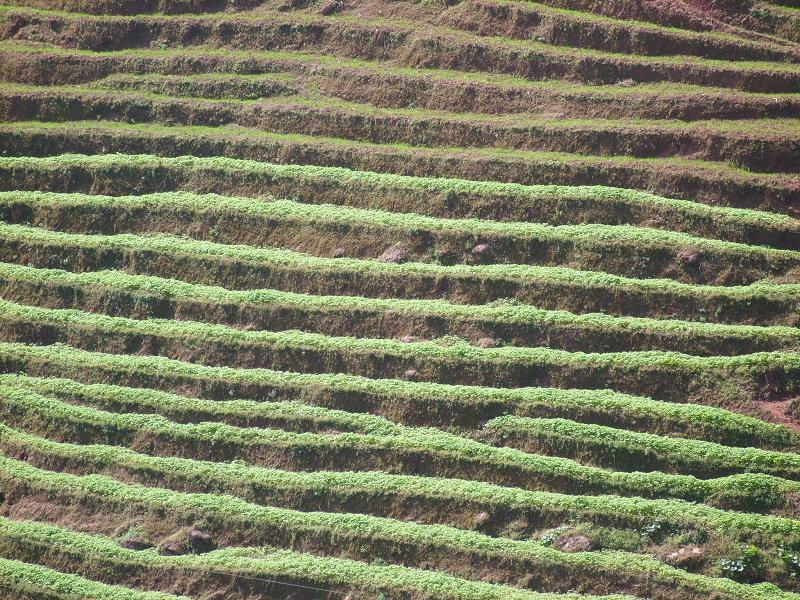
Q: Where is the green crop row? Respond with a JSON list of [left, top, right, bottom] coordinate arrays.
[[3, 220, 798, 327], [2, 382, 798, 510], [2, 189, 797, 271], [2, 262, 799, 356], [2, 118, 792, 184], [5, 353, 800, 482], [6, 223, 800, 324], [0, 343, 792, 450], [0, 516, 636, 600], [0, 373, 401, 435], [0, 454, 795, 600], [0, 556, 187, 599], [1, 297, 799, 403], [486, 415, 800, 479], [1, 119, 795, 226], [8, 80, 800, 138], [3, 421, 800, 545], [0, 154, 800, 246], [3, 153, 796, 237]]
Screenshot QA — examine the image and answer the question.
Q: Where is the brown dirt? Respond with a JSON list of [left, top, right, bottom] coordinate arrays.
[[0, 310, 795, 412], [3, 9, 800, 92], [6, 50, 800, 122], [2, 186, 795, 284], [4, 231, 799, 328], [3, 157, 799, 250], [758, 398, 800, 432], [3, 124, 798, 217]]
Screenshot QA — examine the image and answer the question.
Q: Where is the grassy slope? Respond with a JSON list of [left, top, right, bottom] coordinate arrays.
[[0, 0, 799, 597]]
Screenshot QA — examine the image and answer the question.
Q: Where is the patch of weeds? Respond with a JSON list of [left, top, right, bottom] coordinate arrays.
[[642, 519, 671, 541], [720, 545, 765, 583], [779, 544, 800, 578]]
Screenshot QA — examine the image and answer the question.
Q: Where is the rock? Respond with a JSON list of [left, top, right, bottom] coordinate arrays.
[[470, 242, 492, 264], [403, 368, 418, 380], [554, 534, 592, 553], [119, 534, 152, 551], [471, 242, 491, 256], [474, 511, 491, 526], [158, 536, 188, 556], [677, 248, 701, 267], [477, 337, 497, 349], [665, 546, 705, 569], [319, 0, 342, 15], [381, 245, 407, 264], [188, 528, 215, 553]]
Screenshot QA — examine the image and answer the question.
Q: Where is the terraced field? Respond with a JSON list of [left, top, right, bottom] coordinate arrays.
[[0, 0, 799, 598]]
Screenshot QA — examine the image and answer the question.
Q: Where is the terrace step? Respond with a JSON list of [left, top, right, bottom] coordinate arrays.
[[2, 263, 799, 356], [3, 85, 799, 173], [3, 7, 800, 92], [3, 353, 794, 450], [2, 122, 798, 215], [8, 0, 800, 63], [0, 455, 796, 599], [2, 223, 798, 326], [0, 516, 625, 600], [3, 190, 799, 285], [4, 154, 798, 250], [0, 298, 798, 407], [0, 416, 796, 530], [6, 381, 800, 487], [5, 48, 800, 120], [0, 555, 188, 600]]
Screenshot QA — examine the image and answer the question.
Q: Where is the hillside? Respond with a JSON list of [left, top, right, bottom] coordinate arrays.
[[0, 0, 799, 598]]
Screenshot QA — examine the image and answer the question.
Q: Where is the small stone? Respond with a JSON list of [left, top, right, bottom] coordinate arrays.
[[554, 534, 592, 553], [119, 535, 151, 551], [665, 546, 705, 568], [472, 242, 491, 255], [677, 248, 701, 267], [381, 245, 407, 264], [403, 368, 418, 380], [188, 529, 214, 552], [477, 337, 497, 349], [667, 548, 685, 561], [475, 511, 491, 525], [470, 242, 492, 264], [158, 537, 188, 556], [319, 1, 342, 16]]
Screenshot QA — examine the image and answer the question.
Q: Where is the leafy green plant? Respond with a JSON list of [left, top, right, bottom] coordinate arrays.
[[720, 545, 765, 583]]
